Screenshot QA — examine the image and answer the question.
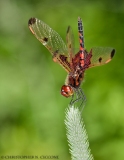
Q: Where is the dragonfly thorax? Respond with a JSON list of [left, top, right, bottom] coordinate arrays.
[[67, 68, 84, 87]]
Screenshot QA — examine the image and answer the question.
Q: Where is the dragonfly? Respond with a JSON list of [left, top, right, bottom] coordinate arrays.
[[28, 17, 115, 107]]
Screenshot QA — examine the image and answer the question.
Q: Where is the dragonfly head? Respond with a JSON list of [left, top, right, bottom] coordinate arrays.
[[61, 85, 74, 98]]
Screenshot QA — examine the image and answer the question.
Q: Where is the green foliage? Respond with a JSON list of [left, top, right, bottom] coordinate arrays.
[[0, 0, 124, 160]]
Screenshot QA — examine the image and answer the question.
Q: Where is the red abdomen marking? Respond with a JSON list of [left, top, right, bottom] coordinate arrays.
[[79, 51, 85, 68], [78, 17, 85, 68]]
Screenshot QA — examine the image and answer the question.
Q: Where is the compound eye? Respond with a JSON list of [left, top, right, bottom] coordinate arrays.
[[61, 85, 74, 98]]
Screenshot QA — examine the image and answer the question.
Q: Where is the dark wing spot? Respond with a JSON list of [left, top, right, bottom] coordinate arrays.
[[28, 18, 36, 25], [111, 49, 115, 58], [99, 57, 102, 63], [60, 55, 67, 61], [43, 37, 48, 42], [69, 44, 71, 48], [67, 26, 70, 34]]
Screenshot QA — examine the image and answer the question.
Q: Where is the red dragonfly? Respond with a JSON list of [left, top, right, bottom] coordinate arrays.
[[28, 17, 115, 106]]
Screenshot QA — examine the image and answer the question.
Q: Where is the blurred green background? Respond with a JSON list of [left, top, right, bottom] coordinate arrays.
[[0, 0, 124, 160]]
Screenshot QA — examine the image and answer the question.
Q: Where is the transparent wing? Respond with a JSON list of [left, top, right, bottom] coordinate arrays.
[[28, 18, 71, 73], [89, 47, 115, 68], [66, 26, 76, 71], [66, 26, 75, 59]]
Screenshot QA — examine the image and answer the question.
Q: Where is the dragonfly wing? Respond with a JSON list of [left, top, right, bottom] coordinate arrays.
[[66, 26, 75, 62], [89, 47, 115, 68], [28, 18, 71, 73]]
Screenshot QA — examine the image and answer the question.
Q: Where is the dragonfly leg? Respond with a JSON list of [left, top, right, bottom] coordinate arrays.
[[69, 87, 86, 112]]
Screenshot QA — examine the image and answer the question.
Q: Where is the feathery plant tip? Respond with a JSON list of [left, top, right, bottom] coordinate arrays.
[[65, 105, 93, 160]]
